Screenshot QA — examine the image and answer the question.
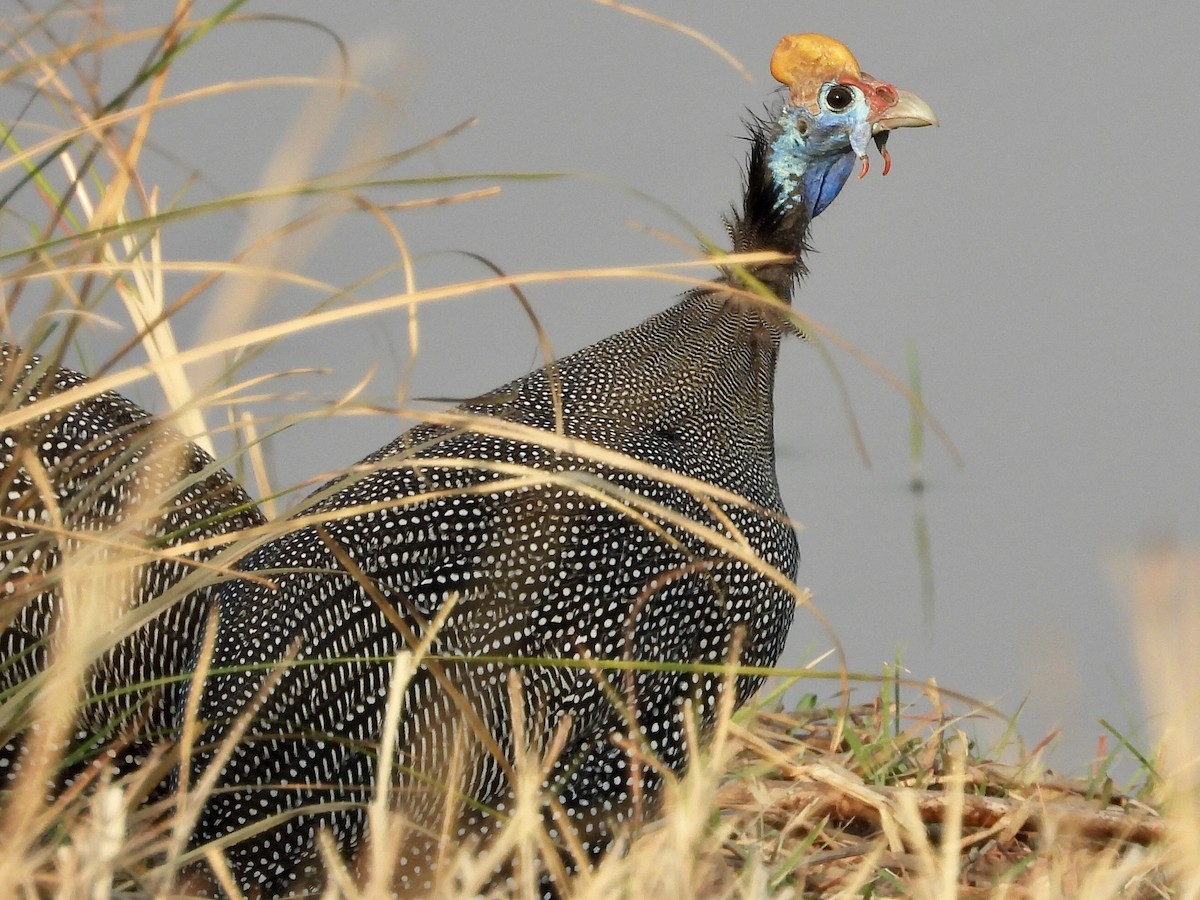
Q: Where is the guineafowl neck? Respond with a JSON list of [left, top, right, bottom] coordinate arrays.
[[549, 290, 783, 465], [722, 125, 814, 304]]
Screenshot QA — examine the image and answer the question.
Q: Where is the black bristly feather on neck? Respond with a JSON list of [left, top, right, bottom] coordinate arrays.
[[721, 114, 812, 305]]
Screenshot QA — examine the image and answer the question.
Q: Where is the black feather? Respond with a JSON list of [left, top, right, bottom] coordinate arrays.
[[721, 114, 812, 303]]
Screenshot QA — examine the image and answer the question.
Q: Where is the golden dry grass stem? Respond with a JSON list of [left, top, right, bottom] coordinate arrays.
[[2, 253, 961, 485], [0, 256, 782, 431], [5, 2, 439, 421], [589, 0, 752, 82], [6, 52, 202, 438], [194, 44, 403, 385], [360, 650, 416, 897], [0, 464, 166, 889], [3, 5, 351, 456], [1128, 545, 1200, 897]]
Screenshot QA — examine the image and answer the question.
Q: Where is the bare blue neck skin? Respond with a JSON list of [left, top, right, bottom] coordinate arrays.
[[767, 98, 871, 220]]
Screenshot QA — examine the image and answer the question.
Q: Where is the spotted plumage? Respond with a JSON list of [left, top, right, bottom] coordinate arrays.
[[189, 33, 936, 893], [0, 342, 265, 788], [191, 280, 797, 893]]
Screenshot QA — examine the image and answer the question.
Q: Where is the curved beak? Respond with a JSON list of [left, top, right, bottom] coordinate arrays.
[[871, 88, 938, 133]]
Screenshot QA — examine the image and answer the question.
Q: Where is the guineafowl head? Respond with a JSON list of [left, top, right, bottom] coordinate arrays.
[[765, 33, 937, 221]]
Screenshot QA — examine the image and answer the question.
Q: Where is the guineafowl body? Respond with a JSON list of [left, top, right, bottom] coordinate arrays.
[[193, 276, 798, 893], [190, 33, 936, 896], [0, 342, 266, 786]]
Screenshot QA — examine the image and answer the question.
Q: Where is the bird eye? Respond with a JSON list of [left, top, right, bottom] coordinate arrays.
[[822, 84, 855, 112]]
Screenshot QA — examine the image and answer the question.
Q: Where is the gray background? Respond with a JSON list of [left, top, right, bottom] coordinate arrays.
[[8, 2, 1199, 774]]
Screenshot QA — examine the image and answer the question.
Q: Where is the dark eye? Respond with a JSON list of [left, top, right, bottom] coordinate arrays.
[[824, 85, 854, 112]]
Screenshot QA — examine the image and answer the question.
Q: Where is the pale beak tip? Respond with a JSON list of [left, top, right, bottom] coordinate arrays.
[[872, 88, 938, 133]]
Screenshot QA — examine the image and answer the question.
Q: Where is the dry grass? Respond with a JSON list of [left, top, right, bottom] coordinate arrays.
[[1, 4, 1196, 898]]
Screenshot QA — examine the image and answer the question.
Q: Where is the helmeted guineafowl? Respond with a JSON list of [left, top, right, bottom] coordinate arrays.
[[0, 342, 266, 788], [187, 33, 937, 895]]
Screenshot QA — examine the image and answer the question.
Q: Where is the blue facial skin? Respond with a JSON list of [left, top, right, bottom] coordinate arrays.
[[768, 84, 874, 220]]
